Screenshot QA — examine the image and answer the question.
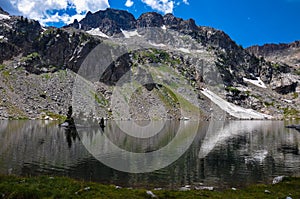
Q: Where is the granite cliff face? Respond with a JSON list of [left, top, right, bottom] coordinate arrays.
[[247, 41, 300, 69], [0, 7, 299, 120], [247, 42, 300, 95]]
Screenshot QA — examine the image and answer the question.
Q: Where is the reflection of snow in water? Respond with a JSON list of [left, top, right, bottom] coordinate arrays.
[[198, 121, 272, 159], [244, 150, 268, 164], [0, 120, 8, 133], [1, 120, 300, 188]]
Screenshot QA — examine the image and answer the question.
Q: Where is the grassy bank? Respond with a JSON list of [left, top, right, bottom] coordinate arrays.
[[0, 175, 300, 198]]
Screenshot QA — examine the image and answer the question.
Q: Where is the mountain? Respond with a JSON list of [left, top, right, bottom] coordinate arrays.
[[247, 41, 300, 69], [0, 7, 9, 15], [0, 7, 299, 120]]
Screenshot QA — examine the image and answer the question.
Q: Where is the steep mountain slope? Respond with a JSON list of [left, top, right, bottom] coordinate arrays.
[[0, 8, 299, 120], [247, 41, 300, 69]]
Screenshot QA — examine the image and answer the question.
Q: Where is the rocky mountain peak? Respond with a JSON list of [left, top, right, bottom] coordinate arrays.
[[247, 41, 300, 68], [137, 12, 164, 28], [0, 7, 299, 120], [0, 7, 9, 15], [247, 41, 300, 57], [66, 8, 200, 36], [163, 13, 181, 28], [162, 13, 197, 31], [67, 8, 136, 35]]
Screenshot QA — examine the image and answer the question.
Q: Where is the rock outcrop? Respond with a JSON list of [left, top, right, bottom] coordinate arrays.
[[66, 8, 136, 35], [0, 7, 9, 15], [271, 74, 298, 94], [247, 41, 300, 69]]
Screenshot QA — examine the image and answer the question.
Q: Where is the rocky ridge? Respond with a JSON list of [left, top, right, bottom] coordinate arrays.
[[0, 7, 299, 120], [247, 41, 300, 69]]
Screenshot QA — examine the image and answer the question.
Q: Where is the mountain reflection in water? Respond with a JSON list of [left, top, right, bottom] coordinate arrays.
[[0, 120, 299, 189]]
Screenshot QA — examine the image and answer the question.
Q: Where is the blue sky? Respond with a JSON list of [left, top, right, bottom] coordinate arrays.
[[1, 0, 300, 47]]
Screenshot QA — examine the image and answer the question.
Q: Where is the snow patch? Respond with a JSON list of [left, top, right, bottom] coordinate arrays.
[[3, 23, 12, 29], [245, 150, 268, 164], [196, 49, 204, 53], [149, 41, 166, 47], [87, 28, 110, 38], [121, 29, 141, 38], [283, 99, 293, 103], [161, 25, 167, 30], [178, 47, 190, 53], [243, 77, 267, 88], [0, 35, 8, 41], [201, 89, 272, 120], [0, 14, 10, 20]]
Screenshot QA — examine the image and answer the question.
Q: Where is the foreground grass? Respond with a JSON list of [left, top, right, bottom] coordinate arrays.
[[0, 175, 300, 199]]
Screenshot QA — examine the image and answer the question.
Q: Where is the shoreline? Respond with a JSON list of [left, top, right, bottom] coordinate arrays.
[[0, 175, 299, 198]]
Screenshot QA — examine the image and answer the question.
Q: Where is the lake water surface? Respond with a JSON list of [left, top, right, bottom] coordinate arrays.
[[0, 120, 300, 189]]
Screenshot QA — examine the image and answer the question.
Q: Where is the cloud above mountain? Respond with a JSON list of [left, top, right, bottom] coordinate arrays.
[[0, 0, 189, 26], [141, 0, 174, 14], [125, 0, 134, 7], [0, 0, 110, 25]]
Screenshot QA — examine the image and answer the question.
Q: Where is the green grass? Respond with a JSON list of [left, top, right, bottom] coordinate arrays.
[[44, 111, 67, 121], [155, 85, 179, 110], [42, 73, 51, 80], [58, 69, 67, 80], [133, 49, 180, 65], [0, 64, 5, 71], [0, 175, 300, 199], [2, 70, 10, 78], [21, 52, 40, 62], [264, 101, 274, 107], [225, 86, 242, 95], [4, 101, 28, 119], [90, 91, 108, 108], [283, 107, 300, 118]]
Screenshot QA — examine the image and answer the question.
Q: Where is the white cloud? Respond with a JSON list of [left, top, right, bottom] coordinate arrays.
[[125, 0, 134, 7], [0, 0, 191, 26], [70, 0, 109, 13], [3, 0, 110, 26], [182, 0, 189, 5], [141, 0, 174, 14]]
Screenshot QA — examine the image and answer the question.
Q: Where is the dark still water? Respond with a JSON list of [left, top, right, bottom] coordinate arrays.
[[0, 120, 300, 189]]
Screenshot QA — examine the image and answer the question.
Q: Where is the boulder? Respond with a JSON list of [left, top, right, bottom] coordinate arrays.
[[271, 74, 298, 94]]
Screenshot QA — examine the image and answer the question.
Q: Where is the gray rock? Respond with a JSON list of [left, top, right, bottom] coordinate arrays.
[[286, 125, 300, 132], [272, 176, 285, 184], [59, 122, 69, 127], [146, 190, 157, 198], [265, 189, 271, 194], [271, 74, 298, 94], [194, 186, 214, 191], [179, 187, 190, 191]]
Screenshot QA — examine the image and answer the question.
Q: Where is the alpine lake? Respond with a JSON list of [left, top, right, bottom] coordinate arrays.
[[1, 119, 300, 190]]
